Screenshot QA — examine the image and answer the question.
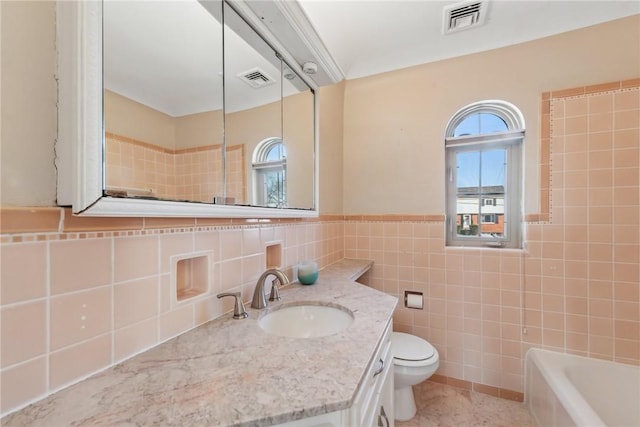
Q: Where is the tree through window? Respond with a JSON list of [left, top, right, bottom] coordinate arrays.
[[252, 138, 287, 207]]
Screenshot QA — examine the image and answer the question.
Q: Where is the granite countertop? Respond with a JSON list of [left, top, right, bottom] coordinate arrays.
[[3, 259, 398, 427]]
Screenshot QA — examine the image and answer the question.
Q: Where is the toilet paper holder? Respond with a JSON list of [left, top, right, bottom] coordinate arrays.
[[404, 290, 423, 310]]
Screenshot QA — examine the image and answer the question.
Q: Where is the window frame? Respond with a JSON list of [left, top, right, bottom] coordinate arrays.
[[481, 213, 497, 224], [444, 100, 525, 249]]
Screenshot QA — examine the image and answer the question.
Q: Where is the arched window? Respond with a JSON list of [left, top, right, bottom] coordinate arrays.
[[252, 137, 286, 207], [445, 100, 525, 248]]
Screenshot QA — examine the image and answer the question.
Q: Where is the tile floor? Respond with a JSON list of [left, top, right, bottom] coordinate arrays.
[[396, 381, 536, 427]]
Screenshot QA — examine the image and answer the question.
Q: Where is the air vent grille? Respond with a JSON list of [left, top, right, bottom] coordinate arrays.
[[238, 68, 275, 88], [443, 1, 486, 34]]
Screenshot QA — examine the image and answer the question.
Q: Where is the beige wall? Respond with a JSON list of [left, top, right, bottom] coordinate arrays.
[[283, 90, 315, 209], [174, 110, 224, 150], [342, 15, 640, 215], [1, 1, 57, 206], [225, 95, 317, 209], [105, 90, 225, 150], [318, 81, 346, 214], [225, 101, 281, 204], [104, 91, 176, 149]]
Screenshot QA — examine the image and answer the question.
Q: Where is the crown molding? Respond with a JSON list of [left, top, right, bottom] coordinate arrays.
[[272, 0, 344, 84], [237, 0, 344, 86]]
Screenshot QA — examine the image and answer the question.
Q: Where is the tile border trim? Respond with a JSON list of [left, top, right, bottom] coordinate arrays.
[[2, 206, 587, 239], [344, 214, 445, 222], [0, 207, 349, 239], [106, 132, 234, 155], [2, 208, 452, 237], [534, 77, 640, 224]]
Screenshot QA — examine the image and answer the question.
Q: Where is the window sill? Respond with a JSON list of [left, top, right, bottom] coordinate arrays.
[[444, 245, 525, 253]]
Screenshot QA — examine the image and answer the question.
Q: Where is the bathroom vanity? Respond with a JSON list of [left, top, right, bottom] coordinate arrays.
[[1, 260, 398, 427]]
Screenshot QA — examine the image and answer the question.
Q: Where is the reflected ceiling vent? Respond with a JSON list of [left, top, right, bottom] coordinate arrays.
[[443, 1, 487, 34], [238, 68, 275, 88]]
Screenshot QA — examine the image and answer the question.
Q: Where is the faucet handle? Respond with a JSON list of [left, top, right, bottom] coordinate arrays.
[[216, 292, 248, 319], [268, 278, 282, 302]]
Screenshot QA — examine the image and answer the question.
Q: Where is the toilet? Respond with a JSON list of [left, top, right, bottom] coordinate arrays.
[[391, 332, 439, 421]]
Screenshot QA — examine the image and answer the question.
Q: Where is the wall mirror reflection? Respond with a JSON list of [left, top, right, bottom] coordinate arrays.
[[102, 0, 315, 211], [103, 0, 225, 203], [223, 3, 315, 210]]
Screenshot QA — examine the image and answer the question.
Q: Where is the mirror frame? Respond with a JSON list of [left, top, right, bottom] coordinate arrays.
[[56, 0, 319, 218]]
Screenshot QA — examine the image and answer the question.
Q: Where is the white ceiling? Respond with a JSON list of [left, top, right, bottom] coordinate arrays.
[[104, 0, 639, 117], [104, 1, 224, 117], [104, 1, 301, 117], [298, 0, 640, 80]]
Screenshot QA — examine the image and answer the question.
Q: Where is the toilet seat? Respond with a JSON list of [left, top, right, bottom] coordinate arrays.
[[392, 332, 438, 367]]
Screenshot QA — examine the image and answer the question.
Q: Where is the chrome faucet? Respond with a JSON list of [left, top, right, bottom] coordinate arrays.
[[217, 292, 248, 319], [251, 268, 290, 309]]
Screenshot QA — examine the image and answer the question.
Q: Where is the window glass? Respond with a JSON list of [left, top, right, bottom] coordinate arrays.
[[445, 101, 524, 248], [265, 144, 286, 162], [455, 148, 507, 238], [253, 138, 287, 207], [453, 112, 508, 137], [259, 168, 286, 207]]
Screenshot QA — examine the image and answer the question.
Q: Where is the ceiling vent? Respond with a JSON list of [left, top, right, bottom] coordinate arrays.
[[443, 1, 487, 34], [238, 68, 275, 88]]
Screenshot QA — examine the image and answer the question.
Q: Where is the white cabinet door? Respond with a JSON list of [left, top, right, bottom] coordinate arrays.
[[375, 359, 395, 427], [351, 320, 393, 427]]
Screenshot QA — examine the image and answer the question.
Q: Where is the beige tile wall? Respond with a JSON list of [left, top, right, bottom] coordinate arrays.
[[174, 149, 222, 202], [105, 134, 244, 203], [0, 218, 344, 415], [541, 85, 639, 364], [1, 81, 637, 415], [105, 133, 177, 199], [345, 220, 528, 395], [345, 83, 640, 396]]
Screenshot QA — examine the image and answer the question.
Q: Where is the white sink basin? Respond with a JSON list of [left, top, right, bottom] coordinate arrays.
[[258, 303, 354, 338]]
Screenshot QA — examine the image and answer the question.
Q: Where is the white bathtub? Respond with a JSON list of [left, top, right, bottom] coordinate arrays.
[[525, 348, 640, 427]]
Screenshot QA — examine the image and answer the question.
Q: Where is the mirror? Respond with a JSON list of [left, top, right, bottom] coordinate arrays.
[[223, 3, 282, 206], [98, 0, 315, 214], [282, 74, 315, 209], [223, 3, 315, 210], [103, 0, 225, 203]]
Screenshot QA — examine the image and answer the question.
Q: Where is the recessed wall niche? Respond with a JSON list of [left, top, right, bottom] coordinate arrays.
[[171, 251, 212, 304], [265, 242, 282, 268]]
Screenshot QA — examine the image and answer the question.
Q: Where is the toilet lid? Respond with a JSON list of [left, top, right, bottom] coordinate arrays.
[[392, 332, 435, 362]]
